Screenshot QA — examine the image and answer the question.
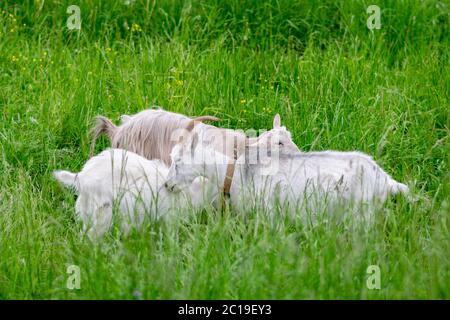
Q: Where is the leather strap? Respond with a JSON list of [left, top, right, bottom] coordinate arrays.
[[223, 161, 235, 197], [223, 136, 239, 198]]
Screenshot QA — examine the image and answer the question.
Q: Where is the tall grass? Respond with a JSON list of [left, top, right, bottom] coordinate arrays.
[[0, 0, 448, 299]]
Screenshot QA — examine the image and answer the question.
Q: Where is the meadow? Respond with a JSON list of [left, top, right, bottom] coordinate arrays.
[[0, 0, 448, 299]]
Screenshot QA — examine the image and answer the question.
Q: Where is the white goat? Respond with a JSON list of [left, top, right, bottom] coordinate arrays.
[[164, 114, 409, 218], [53, 149, 210, 240]]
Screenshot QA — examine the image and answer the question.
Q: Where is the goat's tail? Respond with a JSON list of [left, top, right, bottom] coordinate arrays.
[[53, 170, 78, 190], [90, 116, 117, 156], [389, 180, 409, 196]]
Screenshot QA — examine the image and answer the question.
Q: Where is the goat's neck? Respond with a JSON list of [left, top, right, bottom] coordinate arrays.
[[204, 153, 232, 191]]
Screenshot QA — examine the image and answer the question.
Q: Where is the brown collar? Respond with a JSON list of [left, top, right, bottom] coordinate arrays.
[[223, 136, 239, 198], [223, 161, 235, 197]]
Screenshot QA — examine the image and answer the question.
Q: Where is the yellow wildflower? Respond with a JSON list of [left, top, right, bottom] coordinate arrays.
[[131, 23, 142, 32]]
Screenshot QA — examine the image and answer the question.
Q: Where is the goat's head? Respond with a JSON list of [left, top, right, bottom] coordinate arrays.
[[241, 114, 300, 176], [250, 114, 300, 155], [165, 115, 225, 192]]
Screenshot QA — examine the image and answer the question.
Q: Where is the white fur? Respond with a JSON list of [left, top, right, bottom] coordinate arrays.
[[165, 115, 409, 217], [54, 149, 211, 240]]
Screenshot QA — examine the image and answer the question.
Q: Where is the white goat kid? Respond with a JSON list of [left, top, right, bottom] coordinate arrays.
[[54, 149, 209, 240], [164, 114, 409, 218]]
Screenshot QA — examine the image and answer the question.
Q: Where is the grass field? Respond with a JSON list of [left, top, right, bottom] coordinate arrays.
[[0, 0, 448, 299]]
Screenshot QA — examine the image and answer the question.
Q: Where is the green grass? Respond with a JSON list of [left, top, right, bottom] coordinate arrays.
[[0, 0, 448, 299]]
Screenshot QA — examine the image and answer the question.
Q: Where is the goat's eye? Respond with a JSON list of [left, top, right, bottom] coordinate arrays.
[[278, 141, 284, 146]]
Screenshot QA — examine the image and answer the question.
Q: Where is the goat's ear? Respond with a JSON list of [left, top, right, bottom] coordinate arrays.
[[273, 114, 281, 128]]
